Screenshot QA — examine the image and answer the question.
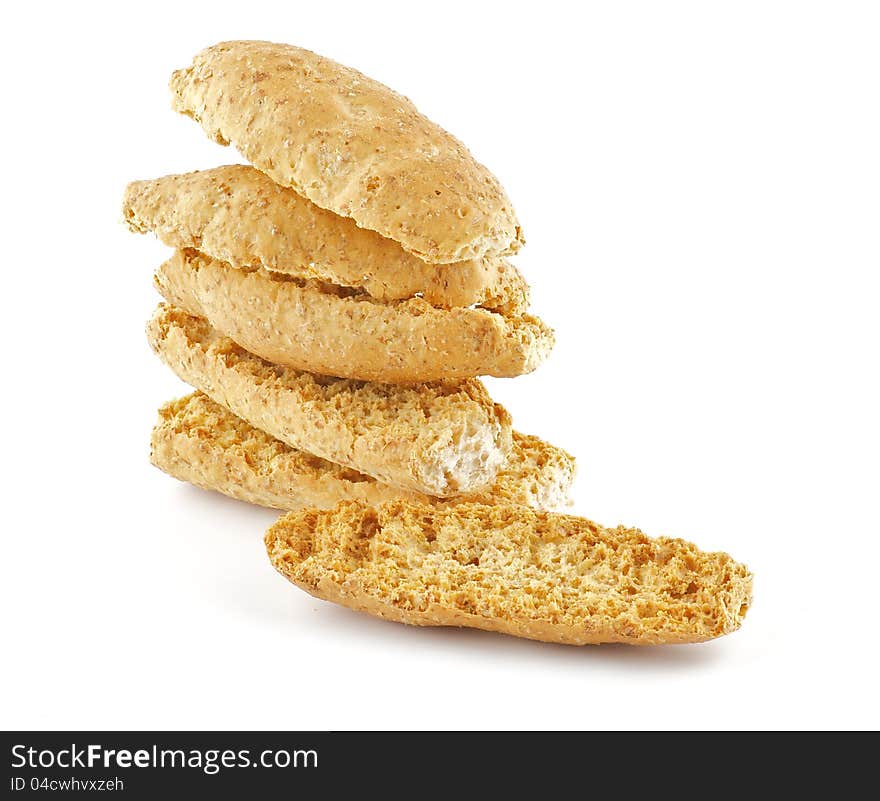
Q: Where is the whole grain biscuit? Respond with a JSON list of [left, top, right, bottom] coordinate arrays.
[[154, 249, 553, 383], [124, 165, 528, 312], [170, 41, 524, 263], [151, 392, 576, 512], [146, 305, 514, 497], [266, 500, 753, 646]]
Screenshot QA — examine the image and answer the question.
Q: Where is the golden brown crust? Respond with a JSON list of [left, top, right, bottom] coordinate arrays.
[[151, 392, 576, 512], [170, 41, 524, 263], [146, 305, 514, 497], [265, 501, 753, 646], [123, 165, 528, 312], [154, 249, 553, 383]]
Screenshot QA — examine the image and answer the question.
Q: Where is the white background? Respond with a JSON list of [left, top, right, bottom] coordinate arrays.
[[2, 1, 877, 730]]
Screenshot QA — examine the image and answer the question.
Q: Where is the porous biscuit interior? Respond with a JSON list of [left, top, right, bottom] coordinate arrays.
[[415, 417, 507, 496], [153, 393, 370, 484], [499, 434, 576, 512], [267, 501, 753, 644]]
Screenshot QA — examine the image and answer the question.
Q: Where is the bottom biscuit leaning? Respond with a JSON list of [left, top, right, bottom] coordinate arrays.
[[151, 392, 576, 512], [265, 500, 752, 646]]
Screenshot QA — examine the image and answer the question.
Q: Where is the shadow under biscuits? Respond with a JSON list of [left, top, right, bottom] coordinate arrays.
[[165, 484, 292, 621], [285, 596, 727, 671], [174, 482, 283, 528]]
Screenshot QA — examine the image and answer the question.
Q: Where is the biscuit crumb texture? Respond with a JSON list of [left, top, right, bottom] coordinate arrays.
[[265, 500, 752, 645], [154, 249, 553, 382], [146, 305, 515, 497], [151, 392, 576, 512], [170, 41, 524, 264]]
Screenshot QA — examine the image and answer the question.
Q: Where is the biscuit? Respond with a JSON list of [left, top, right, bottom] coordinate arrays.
[[151, 392, 576, 512], [154, 249, 553, 383], [124, 165, 528, 312], [265, 500, 753, 646], [146, 305, 513, 497], [170, 41, 524, 263]]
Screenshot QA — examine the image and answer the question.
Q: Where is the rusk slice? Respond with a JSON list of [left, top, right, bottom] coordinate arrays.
[[154, 249, 553, 383], [266, 501, 753, 646], [124, 165, 528, 312], [151, 392, 576, 512], [146, 305, 513, 497], [170, 41, 524, 263]]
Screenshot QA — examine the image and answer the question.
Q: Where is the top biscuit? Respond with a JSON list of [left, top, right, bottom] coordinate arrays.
[[170, 41, 524, 264]]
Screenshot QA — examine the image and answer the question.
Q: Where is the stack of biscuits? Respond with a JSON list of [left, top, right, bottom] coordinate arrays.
[[125, 41, 752, 646]]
